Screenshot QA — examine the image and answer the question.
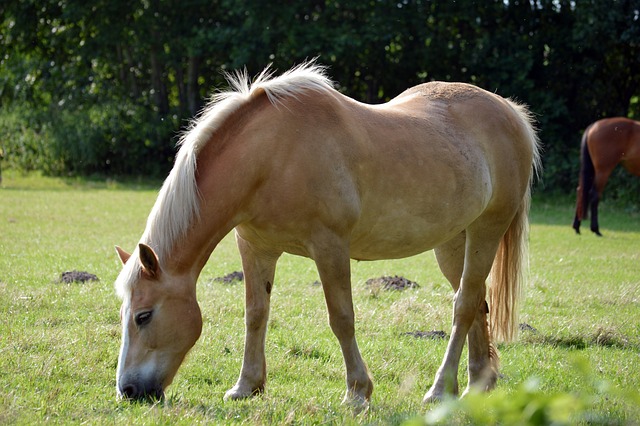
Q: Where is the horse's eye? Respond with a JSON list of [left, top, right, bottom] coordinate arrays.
[[134, 311, 153, 327]]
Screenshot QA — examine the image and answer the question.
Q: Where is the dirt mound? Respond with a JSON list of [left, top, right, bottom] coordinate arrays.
[[519, 322, 538, 333], [59, 270, 99, 283], [402, 330, 448, 340], [365, 275, 420, 291], [214, 271, 244, 284]]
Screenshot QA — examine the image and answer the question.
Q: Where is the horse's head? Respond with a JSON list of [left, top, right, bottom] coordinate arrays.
[[114, 243, 202, 401]]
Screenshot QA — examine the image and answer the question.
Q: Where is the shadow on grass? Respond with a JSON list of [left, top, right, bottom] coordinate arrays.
[[517, 323, 639, 351]]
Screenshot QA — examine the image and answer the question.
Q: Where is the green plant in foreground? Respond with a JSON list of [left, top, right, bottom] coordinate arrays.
[[421, 378, 583, 425], [413, 357, 640, 426]]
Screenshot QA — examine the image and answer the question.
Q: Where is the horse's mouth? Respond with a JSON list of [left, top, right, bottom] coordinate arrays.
[[117, 380, 165, 402]]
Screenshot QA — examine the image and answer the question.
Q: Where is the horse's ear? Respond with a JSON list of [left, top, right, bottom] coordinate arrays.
[[138, 243, 160, 279], [115, 246, 131, 265]]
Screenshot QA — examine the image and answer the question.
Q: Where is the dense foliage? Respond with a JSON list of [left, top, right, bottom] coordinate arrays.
[[1, 0, 639, 197]]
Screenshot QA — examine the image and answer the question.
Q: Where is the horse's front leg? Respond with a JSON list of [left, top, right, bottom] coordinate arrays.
[[312, 237, 373, 406], [224, 234, 280, 400]]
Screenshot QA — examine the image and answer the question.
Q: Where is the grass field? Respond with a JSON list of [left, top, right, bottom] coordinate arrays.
[[1, 171, 639, 425]]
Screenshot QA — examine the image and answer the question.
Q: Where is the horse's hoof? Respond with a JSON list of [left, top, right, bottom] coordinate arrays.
[[341, 392, 370, 414], [342, 379, 373, 412], [223, 385, 262, 401], [460, 385, 485, 399], [423, 386, 446, 404], [423, 393, 443, 404], [223, 389, 246, 401]]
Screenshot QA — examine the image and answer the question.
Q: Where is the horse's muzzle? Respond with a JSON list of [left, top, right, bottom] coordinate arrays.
[[118, 380, 164, 402]]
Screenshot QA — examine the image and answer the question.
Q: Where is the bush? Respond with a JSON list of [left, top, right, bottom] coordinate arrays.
[[48, 101, 179, 176], [0, 105, 62, 174], [0, 101, 179, 178]]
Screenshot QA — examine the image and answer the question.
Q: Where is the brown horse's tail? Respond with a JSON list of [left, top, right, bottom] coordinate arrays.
[[575, 127, 595, 224], [489, 104, 540, 343]]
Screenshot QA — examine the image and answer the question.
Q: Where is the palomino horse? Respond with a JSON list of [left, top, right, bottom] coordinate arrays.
[[114, 62, 541, 405], [573, 117, 640, 236]]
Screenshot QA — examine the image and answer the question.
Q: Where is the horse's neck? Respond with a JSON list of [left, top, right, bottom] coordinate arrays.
[[165, 135, 258, 277]]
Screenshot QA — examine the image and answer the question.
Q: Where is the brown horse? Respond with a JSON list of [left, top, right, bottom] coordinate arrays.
[[573, 117, 640, 236], [113, 62, 541, 406]]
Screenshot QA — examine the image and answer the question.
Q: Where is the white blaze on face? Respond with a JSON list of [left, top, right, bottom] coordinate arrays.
[[116, 299, 168, 398], [116, 302, 130, 395]]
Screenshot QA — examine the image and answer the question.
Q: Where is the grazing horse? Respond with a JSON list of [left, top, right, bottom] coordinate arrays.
[[113, 62, 541, 405], [573, 117, 640, 236]]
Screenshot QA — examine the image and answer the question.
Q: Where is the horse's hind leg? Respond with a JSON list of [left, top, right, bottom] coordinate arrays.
[[426, 228, 501, 403], [572, 216, 582, 234], [588, 186, 602, 236], [591, 169, 614, 236], [311, 235, 373, 406], [591, 190, 602, 237], [224, 234, 280, 400], [433, 232, 499, 398]]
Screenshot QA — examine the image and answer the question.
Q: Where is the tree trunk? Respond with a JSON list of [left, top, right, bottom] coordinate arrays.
[[121, 46, 140, 98], [187, 55, 202, 116], [149, 42, 169, 115], [176, 64, 187, 116]]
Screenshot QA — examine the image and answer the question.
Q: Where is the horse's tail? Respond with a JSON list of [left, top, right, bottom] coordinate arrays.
[[489, 104, 540, 343], [575, 127, 595, 223], [489, 184, 530, 343]]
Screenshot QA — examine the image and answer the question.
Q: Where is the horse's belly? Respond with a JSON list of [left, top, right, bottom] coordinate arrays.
[[348, 196, 482, 260], [349, 233, 446, 261]]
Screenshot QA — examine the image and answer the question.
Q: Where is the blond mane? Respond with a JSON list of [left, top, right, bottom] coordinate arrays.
[[116, 61, 333, 297]]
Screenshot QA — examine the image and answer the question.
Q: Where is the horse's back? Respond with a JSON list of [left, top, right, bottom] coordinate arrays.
[[589, 117, 639, 141], [587, 117, 640, 173], [343, 82, 537, 258], [372, 82, 537, 204], [235, 81, 538, 260]]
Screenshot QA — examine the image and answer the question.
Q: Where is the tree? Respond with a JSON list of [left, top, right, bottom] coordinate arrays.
[[1, 0, 639, 203]]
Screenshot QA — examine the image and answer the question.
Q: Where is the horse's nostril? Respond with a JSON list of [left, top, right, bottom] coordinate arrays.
[[120, 383, 139, 399]]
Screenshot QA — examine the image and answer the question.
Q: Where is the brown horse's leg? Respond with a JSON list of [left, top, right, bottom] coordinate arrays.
[[224, 234, 280, 400], [572, 215, 582, 234], [589, 187, 602, 236], [590, 171, 612, 236], [433, 232, 498, 398], [312, 235, 373, 406], [573, 187, 583, 234], [425, 226, 502, 403]]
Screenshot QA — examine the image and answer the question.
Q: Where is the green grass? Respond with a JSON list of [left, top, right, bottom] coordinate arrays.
[[1, 170, 639, 425]]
